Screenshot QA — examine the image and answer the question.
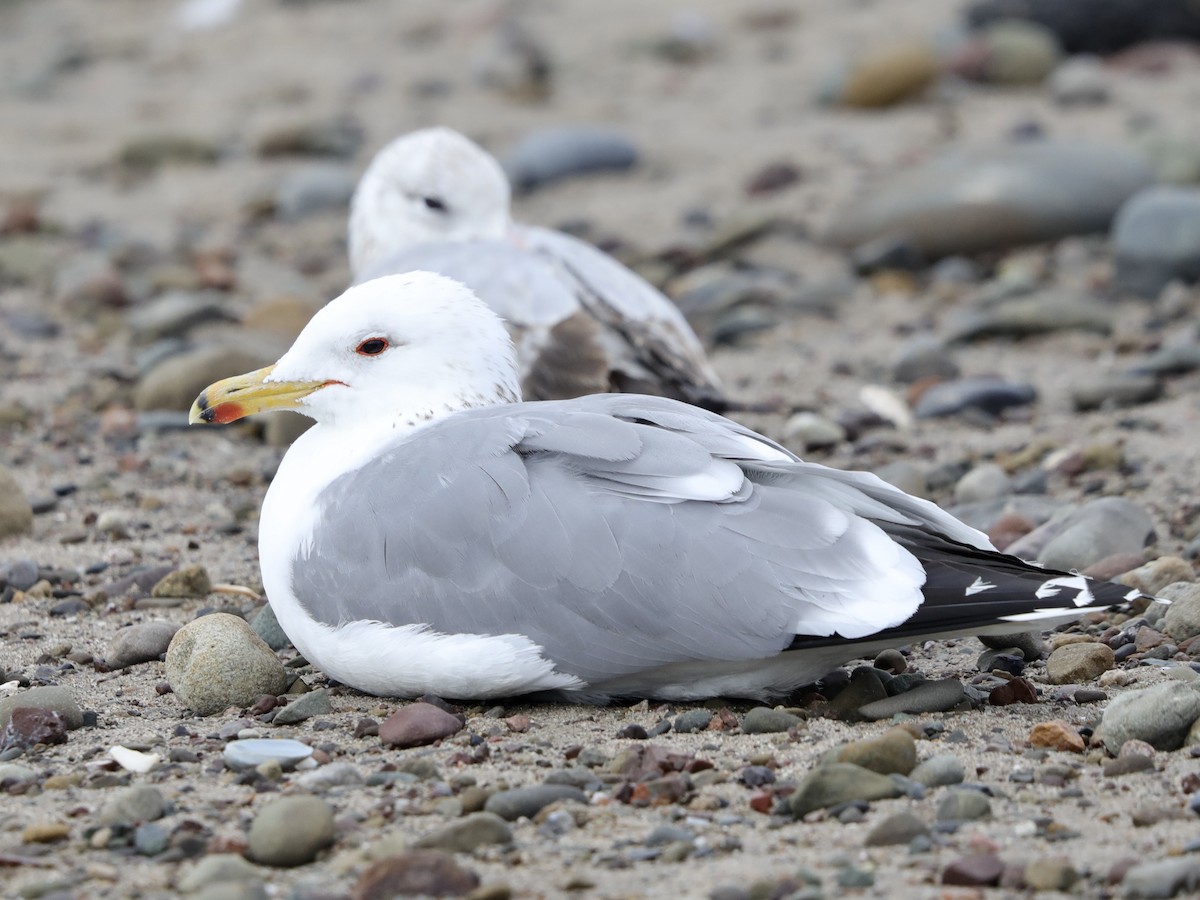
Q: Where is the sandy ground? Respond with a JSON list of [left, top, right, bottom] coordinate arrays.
[[3, 0, 1200, 898]]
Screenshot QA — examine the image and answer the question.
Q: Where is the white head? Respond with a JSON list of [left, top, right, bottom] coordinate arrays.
[[189, 272, 522, 431], [348, 127, 513, 278]]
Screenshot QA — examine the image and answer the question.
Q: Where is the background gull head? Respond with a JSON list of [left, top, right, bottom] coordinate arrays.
[[349, 127, 512, 276]]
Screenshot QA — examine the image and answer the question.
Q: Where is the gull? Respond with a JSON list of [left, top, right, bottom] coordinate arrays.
[[348, 126, 727, 409], [189, 272, 1146, 702]]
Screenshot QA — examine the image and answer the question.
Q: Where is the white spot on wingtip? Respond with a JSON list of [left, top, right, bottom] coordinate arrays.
[[965, 577, 996, 596], [1035, 574, 1094, 607]]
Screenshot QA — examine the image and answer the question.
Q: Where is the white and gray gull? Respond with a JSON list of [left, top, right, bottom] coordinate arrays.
[[348, 126, 726, 409], [189, 272, 1148, 703]]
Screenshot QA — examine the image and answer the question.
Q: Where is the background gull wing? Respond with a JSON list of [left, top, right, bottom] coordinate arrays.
[[289, 394, 930, 691]]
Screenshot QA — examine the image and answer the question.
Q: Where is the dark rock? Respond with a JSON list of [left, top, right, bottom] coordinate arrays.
[[1072, 374, 1163, 411], [740, 707, 802, 733], [483, 784, 586, 821], [0, 706, 68, 750], [989, 676, 1038, 705], [914, 377, 1036, 419], [943, 853, 1004, 887], [352, 850, 479, 899], [858, 678, 967, 719], [503, 126, 638, 192]]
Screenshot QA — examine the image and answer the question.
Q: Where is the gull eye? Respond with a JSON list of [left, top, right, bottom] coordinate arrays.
[[355, 337, 389, 356], [422, 196, 447, 212]]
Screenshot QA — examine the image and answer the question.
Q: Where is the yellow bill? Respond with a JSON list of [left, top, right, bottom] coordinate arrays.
[[188, 365, 334, 425]]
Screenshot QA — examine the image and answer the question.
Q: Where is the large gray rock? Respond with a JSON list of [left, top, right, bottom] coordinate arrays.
[[106, 621, 179, 669], [166, 613, 288, 716], [788, 763, 901, 817], [247, 795, 335, 867], [825, 140, 1154, 258], [1162, 582, 1200, 642], [1005, 497, 1155, 572], [1114, 186, 1200, 298], [1098, 681, 1200, 753]]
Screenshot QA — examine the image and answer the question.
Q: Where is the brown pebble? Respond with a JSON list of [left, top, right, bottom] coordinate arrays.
[[988, 512, 1035, 551], [1103, 755, 1155, 777], [744, 161, 802, 196], [1082, 552, 1147, 582], [504, 714, 531, 733], [22, 822, 70, 843], [1028, 720, 1085, 753], [943, 853, 1005, 887], [379, 703, 464, 749], [352, 850, 480, 900], [989, 676, 1037, 706], [1, 707, 68, 751]]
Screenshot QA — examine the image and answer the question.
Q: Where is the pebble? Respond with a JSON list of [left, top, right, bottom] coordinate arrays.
[[275, 163, 356, 219], [1121, 558, 1194, 597], [788, 763, 901, 817], [824, 140, 1153, 259], [0, 686, 83, 732], [975, 20, 1062, 84], [296, 761, 363, 793], [781, 412, 845, 450], [106, 621, 178, 668], [909, 754, 965, 787], [3, 557, 40, 591], [913, 377, 1036, 419], [863, 811, 929, 847], [118, 134, 218, 169], [1072, 374, 1163, 411], [0, 467, 35, 542], [1049, 55, 1110, 105], [740, 707, 801, 734], [858, 678, 966, 720], [256, 117, 362, 159], [674, 709, 714, 733], [1029, 720, 1085, 753], [989, 677, 1038, 706], [502, 126, 638, 192], [272, 689, 331, 725], [110, 745, 161, 773], [834, 726, 917, 776], [978, 630, 1044, 660], [1045, 643, 1114, 683], [891, 335, 960, 384], [223, 738, 314, 771], [134, 345, 278, 412], [937, 789, 992, 822], [152, 564, 212, 598], [247, 795, 335, 867], [1103, 754, 1155, 777], [127, 291, 234, 342], [98, 785, 167, 826], [352, 850, 479, 899], [413, 812, 513, 853], [165, 613, 289, 716], [946, 293, 1113, 343], [379, 702, 464, 748], [874, 649, 907, 675], [1029, 498, 1156, 572], [1131, 342, 1200, 377], [22, 821, 70, 843], [135, 822, 170, 856], [942, 853, 1004, 887], [832, 42, 941, 108], [176, 854, 263, 893], [483, 784, 586, 821], [250, 604, 291, 651], [1162, 583, 1200, 641], [1121, 857, 1200, 899], [968, 1, 1200, 53], [1099, 681, 1200, 753], [1, 706, 68, 750], [1114, 186, 1200, 298], [954, 464, 1011, 505]]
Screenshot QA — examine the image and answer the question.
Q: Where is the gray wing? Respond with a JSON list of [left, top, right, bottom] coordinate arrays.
[[292, 395, 985, 687]]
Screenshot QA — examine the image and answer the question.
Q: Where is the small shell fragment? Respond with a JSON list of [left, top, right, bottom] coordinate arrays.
[[109, 745, 161, 773]]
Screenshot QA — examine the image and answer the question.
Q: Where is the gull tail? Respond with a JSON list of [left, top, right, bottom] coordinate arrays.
[[787, 525, 1155, 653]]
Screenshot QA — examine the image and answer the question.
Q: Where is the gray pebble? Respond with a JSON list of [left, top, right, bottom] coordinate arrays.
[[740, 707, 802, 734], [275, 163, 356, 219], [127, 291, 234, 342], [936, 788, 992, 822], [1030, 497, 1155, 572], [247, 795, 335, 867], [106, 621, 178, 669], [503, 126, 638, 191], [864, 811, 929, 847], [1099, 681, 1200, 753], [1049, 55, 1109, 105], [414, 812, 513, 853], [166, 613, 288, 716], [858, 678, 966, 720], [484, 784, 586, 821], [5, 558, 40, 591], [945, 293, 1112, 343], [1162, 583, 1200, 642], [223, 738, 314, 772], [914, 377, 1036, 419], [892, 335, 960, 384], [674, 709, 714, 733], [781, 412, 846, 450], [789, 763, 901, 817], [250, 604, 291, 651], [272, 689, 331, 725], [176, 854, 264, 894], [909, 753, 965, 787], [1121, 857, 1200, 899], [1072, 374, 1163, 411], [954, 464, 1011, 505], [134, 822, 170, 856], [99, 785, 167, 826], [1114, 186, 1200, 298], [295, 761, 363, 793]]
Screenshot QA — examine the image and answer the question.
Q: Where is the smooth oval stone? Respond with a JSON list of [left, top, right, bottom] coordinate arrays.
[[914, 377, 1036, 419], [502, 126, 638, 192], [223, 738, 314, 772], [1098, 681, 1200, 753], [1114, 186, 1200, 298], [247, 795, 335, 867], [967, 0, 1200, 55], [1071, 374, 1163, 411], [1035, 497, 1155, 571], [825, 140, 1154, 258], [858, 678, 967, 720], [483, 784, 586, 821], [944, 293, 1112, 343]]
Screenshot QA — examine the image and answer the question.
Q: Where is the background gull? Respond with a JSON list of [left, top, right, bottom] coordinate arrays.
[[348, 127, 728, 409], [189, 272, 1150, 702]]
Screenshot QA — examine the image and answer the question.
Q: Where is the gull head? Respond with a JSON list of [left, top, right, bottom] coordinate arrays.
[[190, 272, 522, 430], [349, 127, 512, 278]]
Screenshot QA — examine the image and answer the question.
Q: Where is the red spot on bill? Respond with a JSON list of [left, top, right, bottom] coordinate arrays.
[[209, 401, 245, 424]]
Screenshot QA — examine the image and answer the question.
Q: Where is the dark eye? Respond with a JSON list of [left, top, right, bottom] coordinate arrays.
[[355, 337, 389, 356], [422, 196, 447, 212]]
